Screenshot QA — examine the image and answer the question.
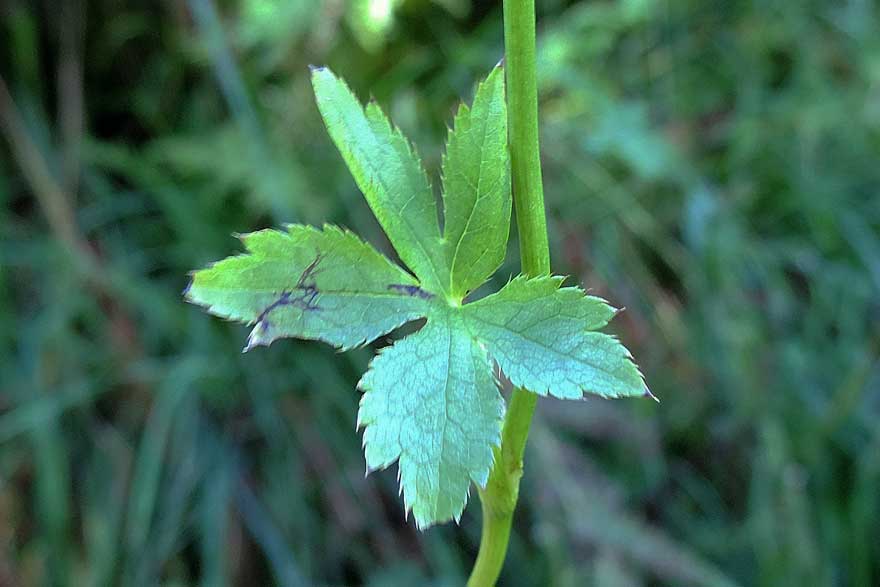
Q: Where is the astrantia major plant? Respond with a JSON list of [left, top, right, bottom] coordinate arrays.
[[186, 24, 650, 582]]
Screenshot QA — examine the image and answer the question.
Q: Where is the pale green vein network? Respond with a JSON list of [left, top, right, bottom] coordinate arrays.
[[462, 276, 648, 399], [357, 309, 505, 529]]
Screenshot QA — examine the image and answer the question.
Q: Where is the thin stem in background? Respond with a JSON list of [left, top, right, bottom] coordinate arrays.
[[0, 74, 89, 257]]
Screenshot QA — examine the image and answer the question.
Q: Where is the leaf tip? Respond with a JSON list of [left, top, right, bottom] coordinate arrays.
[[243, 328, 266, 353], [644, 387, 660, 403]]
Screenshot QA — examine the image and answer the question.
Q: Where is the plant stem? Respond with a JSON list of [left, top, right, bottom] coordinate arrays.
[[467, 0, 550, 585], [502, 0, 550, 278]]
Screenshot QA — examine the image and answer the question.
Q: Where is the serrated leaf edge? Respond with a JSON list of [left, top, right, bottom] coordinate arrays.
[[355, 312, 504, 529]]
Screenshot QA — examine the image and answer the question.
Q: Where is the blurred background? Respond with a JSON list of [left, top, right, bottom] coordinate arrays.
[[2, 0, 879, 585]]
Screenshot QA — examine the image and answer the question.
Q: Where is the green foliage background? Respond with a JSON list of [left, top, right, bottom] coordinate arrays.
[[1, 0, 878, 585]]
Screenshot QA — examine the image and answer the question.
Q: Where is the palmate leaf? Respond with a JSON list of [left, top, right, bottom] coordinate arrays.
[[187, 66, 649, 530]]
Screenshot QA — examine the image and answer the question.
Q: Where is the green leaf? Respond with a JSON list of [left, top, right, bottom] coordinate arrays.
[[462, 276, 648, 399], [188, 68, 650, 531], [186, 224, 431, 351], [442, 66, 511, 299], [311, 67, 449, 295], [357, 308, 504, 528]]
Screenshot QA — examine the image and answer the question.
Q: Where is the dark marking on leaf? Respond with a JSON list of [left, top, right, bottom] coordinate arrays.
[[251, 255, 325, 340], [297, 253, 324, 289], [255, 291, 295, 333], [388, 284, 434, 300]]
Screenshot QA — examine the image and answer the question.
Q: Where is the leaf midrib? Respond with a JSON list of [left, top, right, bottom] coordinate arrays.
[[194, 286, 431, 300], [446, 99, 496, 296], [331, 93, 449, 295]]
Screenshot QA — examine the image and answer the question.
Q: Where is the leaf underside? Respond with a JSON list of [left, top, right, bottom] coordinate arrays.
[[186, 66, 649, 530], [463, 276, 648, 400], [358, 309, 504, 528]]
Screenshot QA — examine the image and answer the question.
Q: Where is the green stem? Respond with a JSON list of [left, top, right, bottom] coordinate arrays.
[[467, 0, 550, 585]]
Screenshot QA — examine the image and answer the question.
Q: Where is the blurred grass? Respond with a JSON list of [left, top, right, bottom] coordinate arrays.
[[1, 0, 879, 585]]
